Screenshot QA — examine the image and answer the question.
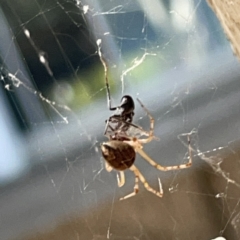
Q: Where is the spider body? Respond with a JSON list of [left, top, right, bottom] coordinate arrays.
[[101, 140, 135, 171], [97, 40, 192, 200]]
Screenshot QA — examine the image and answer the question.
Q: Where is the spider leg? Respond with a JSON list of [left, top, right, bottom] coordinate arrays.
[[136, 98, 154, 138], [117, 171, 125, 187], [120, 166, 139, 200], [104, 119, 114, 136], [105, 161, 113, 172], [106, 116, 154, 139], [97, 40, 117, 111], [137, 134, 192, 171], [120, 164, 163, 200], [104, 115, 123, 136], [105, 162, 125, 187], [118, 119, 150, 137]]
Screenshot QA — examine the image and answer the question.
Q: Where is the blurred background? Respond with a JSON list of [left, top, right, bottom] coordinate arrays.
[[1, 0, 240, 239]]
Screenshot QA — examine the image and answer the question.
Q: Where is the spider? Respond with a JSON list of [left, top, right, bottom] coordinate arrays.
[[97, 39, 192, 200]]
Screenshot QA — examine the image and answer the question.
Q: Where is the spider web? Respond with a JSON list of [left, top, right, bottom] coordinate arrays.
[[0, 0, 239, 239]]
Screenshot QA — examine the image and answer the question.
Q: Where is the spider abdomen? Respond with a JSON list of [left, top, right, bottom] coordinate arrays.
[[101, 141, 135, 171]]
